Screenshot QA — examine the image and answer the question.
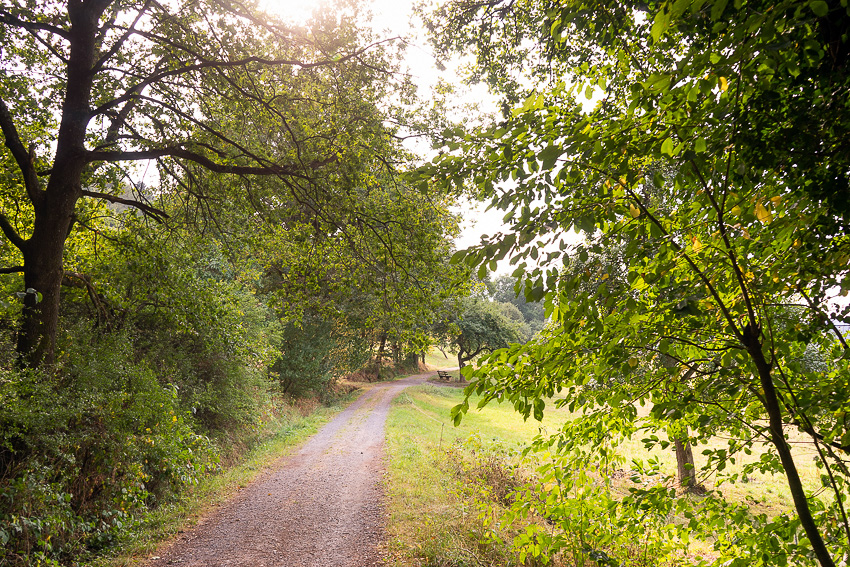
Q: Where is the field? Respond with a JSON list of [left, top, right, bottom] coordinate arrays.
[[384, 383, 823, 566]]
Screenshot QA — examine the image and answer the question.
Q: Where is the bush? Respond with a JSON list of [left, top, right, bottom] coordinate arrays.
[[0, 328, 220, 564]]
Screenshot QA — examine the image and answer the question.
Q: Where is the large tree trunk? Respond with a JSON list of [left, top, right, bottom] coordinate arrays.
[[17, 194, 77, 367], [13, 3, 104, 368]]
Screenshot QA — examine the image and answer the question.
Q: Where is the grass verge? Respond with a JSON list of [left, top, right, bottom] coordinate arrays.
[[384, 384, 568, 567], [90, 392, 358, 566]]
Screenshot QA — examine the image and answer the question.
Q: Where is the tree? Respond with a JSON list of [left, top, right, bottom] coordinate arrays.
[[423, 0, 850, 564], [0, 0, 404, 367], [434, 297, 525, 371], [490, 274, 546, 335], [257, 177, 465, 379]]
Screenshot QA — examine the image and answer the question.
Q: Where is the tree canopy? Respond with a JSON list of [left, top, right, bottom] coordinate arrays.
[[0, 0, 413, 367], [434, 295, 527, 370], [422, 0, 850, 564]]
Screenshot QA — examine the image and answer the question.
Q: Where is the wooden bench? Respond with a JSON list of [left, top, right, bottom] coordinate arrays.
[[437, 370, 453, 381]]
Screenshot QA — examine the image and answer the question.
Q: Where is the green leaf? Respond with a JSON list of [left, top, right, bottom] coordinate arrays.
[[809, 0, 829, 16], [661, 137, 675, 156], [710, 0, 729, 20], [651, 9, 672, 43], [450, 250, 467, 264], [533, 398, 545, 421], [539, 144, 561, 170], [671, 0, 690, 18], [694, 137, 707, 153], [530, 284, 545, 302]]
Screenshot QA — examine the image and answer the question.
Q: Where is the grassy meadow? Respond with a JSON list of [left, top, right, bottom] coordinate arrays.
[[384, 382, 823, 566], [422, 349, 458, 372]]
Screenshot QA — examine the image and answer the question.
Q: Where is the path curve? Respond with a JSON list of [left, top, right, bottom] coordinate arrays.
[[145, 372, 431, 567]]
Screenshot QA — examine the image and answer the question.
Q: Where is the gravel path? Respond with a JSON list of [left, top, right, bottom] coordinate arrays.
[[145, 372, 431, 567]]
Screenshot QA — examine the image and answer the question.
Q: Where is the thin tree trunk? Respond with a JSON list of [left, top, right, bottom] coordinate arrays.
[[673, 436, 703, 493], [744, 324, 835, 567], [374, 331, 387, 380]]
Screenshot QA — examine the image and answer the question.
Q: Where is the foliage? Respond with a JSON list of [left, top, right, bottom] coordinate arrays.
[[0, 329, 219, 565], [0, 0, 414, 366], [272, 312, 367, 398], [0, 207, 282, 563], [0, 1, 463, 564], [435, 296, 527, 371], [422, 0, 850, 565], [490, 274, 547, 336], [258, 180, 466, 377]]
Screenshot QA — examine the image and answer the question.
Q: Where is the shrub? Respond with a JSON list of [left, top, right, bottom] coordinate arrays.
[[0, 327, 220, 564]]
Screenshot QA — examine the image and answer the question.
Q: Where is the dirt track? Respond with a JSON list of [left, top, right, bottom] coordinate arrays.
[[145, 372, 431, 567]]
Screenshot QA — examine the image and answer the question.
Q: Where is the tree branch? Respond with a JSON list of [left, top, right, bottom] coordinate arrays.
[[63, 271, 111, 329], [91, 1, 153, 73], [88, 37, 399, 120], [85, 146, 333, 178], [0, 10, 71, 41], [621, 181, 744, 343], [0, 96, 43, 207], [80, 189, 169, 221], [0, 266, 24, 274], [0, 211, 26, 251]]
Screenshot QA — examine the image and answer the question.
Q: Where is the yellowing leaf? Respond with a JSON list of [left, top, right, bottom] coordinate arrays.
[[628, 357, 639, 368], [770, 195, 783, 204], [731, 205, 741, 216], [719, 76, 728, 92], [629, 203, 641, 218], [692, 236, 703, 252], [755, 202, 773, 224], [742, 228, 751, 239]]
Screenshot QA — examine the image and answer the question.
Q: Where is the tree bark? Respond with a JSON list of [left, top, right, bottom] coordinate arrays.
[[743, 323, 835, 567], [673, 436, 703, 493], [374, 331, 387, 379], [14, 3, 105, 367], [17, 197, 76, 367]]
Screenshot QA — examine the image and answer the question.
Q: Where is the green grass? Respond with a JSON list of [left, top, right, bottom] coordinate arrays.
[[91, 394, 357, 566], [384, 385, 821, 566], [385, 384, 569, 566], [423, 347, 456, 371]]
